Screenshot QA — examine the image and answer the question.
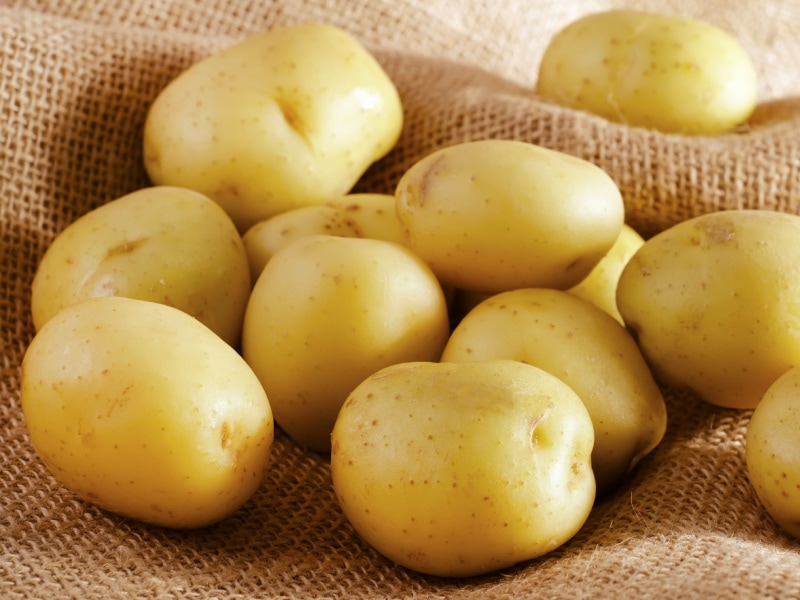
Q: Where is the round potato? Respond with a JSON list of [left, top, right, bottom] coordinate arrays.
[[617, 209, 800, 409], [537, 9, 758, 135], [395, 139, 624, 293], [242, 193, 406, 283], [441, 288, 666, 494], [241, 235, 450, 452], [567, 223, 645, 324], [331, 359, 595, 578], [143, 23, 403, 232], [21, 296, 274, 529], [746, 366, 800, 539], [30, 186, 251, 347]]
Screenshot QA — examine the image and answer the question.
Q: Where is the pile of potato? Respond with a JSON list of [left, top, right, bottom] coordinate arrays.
[[20, 11, 800, 579]]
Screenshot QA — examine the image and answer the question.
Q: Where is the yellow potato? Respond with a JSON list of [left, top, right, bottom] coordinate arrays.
[[331, 359, 595, 578], [537, 9, 758, 135], [21, 296, 274, 529], [242, 193, 406, 283], [441, 288, 666, 494], [395, 139, 624, 293], [567, 223, 645, 324], [746, 366, 800, 539], [617, 209, 800, 409], [30, 186, 251, 347], [241, 235, 450, 452], [143, 23, 403, 232]]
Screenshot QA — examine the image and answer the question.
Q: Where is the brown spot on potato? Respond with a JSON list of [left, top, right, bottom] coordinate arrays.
[[105, 237, 149, 259]]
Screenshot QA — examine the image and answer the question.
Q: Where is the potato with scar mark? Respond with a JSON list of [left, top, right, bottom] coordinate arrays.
[[30, 186, 251, 347], [20, 296, 274, 529], [143, 23, 403, 232]]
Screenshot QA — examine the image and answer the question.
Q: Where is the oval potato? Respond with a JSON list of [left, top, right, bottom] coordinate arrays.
[[21, 296, 274, 529], [242, 235, 450, 452], [331, 359, 595, 577], [537, 9, 758, 135], [242, 193, 406, 283], [395, 139, 624, 293], [30, 186, 251, 347], [746, 366, 800, 539], [617, 209, 800, 409]]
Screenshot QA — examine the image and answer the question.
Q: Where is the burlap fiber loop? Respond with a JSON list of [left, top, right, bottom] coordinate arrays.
[[2, 1, 800, 598]]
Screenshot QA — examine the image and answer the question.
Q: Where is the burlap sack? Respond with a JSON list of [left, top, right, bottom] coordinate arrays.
[[3, 1, 800, 598]]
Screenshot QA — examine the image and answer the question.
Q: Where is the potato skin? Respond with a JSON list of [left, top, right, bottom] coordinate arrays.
[[567, 223, 645, 324], [442, 288, 666, 494], [30, 186, 251, 347], [537, 9, 758, 135], [617, 209, 800, 409], [241, 193, 406, 283], [143, 23, 403, 231], [395, 139, 624, 294], [21, 296, 274, 529], [242, 235, 450, 452], [746, 366, 800, 539], [331, 359, 595, 578]]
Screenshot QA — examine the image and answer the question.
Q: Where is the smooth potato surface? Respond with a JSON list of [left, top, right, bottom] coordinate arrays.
[[21, 296, 274, 529], [395, 140, 624, 293], [242, 235, 450, 452], [617, 209, 800, 409], [537, 9, 758, 135], [746, 366, 800, 539], [242, 193, 406, 282], [331, 360, 595, 577], [567, 223, 645, 324]]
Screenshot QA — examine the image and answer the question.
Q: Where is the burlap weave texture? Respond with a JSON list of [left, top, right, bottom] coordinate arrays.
[[2, 1, 800, 598]]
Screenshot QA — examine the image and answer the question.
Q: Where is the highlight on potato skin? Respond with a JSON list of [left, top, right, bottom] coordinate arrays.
[[143, 22, 404, 232], [537, 9, 759, 135]]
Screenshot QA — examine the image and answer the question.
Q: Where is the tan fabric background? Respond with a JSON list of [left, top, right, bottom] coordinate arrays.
[[3, 1, 800, 598]]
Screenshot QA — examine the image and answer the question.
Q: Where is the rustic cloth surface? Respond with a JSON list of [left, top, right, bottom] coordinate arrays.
[[3, 0, 800, 598]]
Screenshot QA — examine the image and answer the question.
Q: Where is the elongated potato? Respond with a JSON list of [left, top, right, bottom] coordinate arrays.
[[537, 10, 758, 135], [21, 296, 274, 529], [746, 366, 800, 539], [395, 140, 624, 293]]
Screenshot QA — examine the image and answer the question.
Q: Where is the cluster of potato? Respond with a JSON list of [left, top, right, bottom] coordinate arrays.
[[20, 11, 800, 579]]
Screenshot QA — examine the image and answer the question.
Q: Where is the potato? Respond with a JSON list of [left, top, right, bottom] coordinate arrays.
[[395, 139, 624, 293], [242, 193, 406, 283], [537, 9, 758, 135], [143, 23, 403, 232], [331, 359, 595, 578], [441, 288, 666, 494], [617, 209, 800, 409], [241, 235, 450, 452], [567, 223, 645, 324], [746, 366, 800, 539], [30, 186, 250, 347], [20, 296, 274, 529]]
